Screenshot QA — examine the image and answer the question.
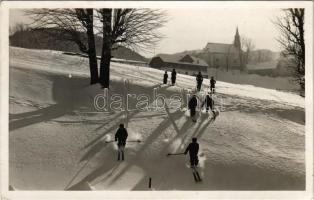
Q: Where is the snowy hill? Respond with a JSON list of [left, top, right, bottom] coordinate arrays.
[[9, 47, 305, 190]]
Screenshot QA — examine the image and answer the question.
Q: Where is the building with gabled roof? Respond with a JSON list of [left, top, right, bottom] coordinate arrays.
[[149, 54, 209, 77], [203, 27, 245, 71]]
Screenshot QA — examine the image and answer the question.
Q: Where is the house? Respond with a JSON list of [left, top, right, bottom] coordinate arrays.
[[149, 54, 209, 77], [203, 27, 245, 71]]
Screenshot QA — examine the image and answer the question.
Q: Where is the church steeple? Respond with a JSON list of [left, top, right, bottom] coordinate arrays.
[[233, 26, 241, 49]]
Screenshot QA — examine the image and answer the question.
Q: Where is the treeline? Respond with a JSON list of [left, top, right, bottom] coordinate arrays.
[[9, 28, 148, 62]]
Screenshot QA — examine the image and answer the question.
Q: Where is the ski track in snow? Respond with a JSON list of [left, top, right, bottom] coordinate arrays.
[[9, 47, 305, 190]]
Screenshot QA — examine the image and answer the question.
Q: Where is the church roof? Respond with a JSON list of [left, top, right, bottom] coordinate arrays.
[[155, 54, 208, 67], [204, 43, 234, 53], [204, 42, 242, 54]]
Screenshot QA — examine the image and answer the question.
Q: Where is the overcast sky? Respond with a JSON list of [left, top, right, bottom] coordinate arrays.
[[10, 8, 283, 57]]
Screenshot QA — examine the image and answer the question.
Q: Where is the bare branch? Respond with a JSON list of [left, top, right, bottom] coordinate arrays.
[[96, 8, 168, 52], [273, 8, 305, 90]]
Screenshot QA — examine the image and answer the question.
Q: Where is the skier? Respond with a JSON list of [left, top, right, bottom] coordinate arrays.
[[188, 95, 198, 122], [196, 71, 203, 92], [184, 137, 199, 168], [210, 76, 216, 93], [203, 92, 214, 111], [171, 69, 177, 86], [163, 71, 168, 84], [115, 123, 128, 161], [202, 92, 217, 120]]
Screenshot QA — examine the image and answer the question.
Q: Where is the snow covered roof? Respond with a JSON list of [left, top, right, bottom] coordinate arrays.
[[155, 54, 208, 67], [204, 43, 233, 53]]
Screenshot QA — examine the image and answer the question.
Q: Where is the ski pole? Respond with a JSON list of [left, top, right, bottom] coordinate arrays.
[[166, 153, 185, 156], [127, 140, 142, 143], [105, 140, 116, 143], [148, 177, 152, 189], [105, 139, 141, 143]]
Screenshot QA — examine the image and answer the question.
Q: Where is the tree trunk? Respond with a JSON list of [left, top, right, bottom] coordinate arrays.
[[75, 8, 99, 85], [86, 9, 99, 85], [100, 50, 111, 88], [99, 9, 112, 88]]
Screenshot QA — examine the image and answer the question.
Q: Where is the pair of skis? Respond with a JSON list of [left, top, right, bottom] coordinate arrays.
[[166, 153, 202, 182], [191, 166, 202, 182], [106, 140, 141, 161]]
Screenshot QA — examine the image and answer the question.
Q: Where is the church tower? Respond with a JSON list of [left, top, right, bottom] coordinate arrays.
[[233, 27, 241, 49], [233, 26, 244, 70]]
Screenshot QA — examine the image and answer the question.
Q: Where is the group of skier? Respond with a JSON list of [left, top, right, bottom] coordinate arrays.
[[163, 69, 216, 94], [163, 69, 177, 85], [165, 69, 218, 123], [113, 69, 217, 182], [114, 123, 200, 169], [115, 123, 201, 182], [195, 71, 216, 93], [188, 92, 216, 122]]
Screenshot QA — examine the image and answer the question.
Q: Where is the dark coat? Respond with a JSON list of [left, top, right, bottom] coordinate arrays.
[[188, 96, 198, 110], [210, 79, 216, 87], [196, 74, 203, 84], [184, 142, 199, 157], [163, 73, 168, 84], [204, 95, 214, 109], [115, 127, 128, 144], [171, 71, 177, 81]]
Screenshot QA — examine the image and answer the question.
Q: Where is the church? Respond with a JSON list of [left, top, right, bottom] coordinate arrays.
[[202, 27, 245, 71]]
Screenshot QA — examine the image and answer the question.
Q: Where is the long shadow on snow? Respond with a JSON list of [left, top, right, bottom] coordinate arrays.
[[71, 82, 203, 189], [82, 82, 163, 150], [66, 147, 118, 190], [106, 109, 184, 186], [9, 74, 121, 131], [70, 83, 179, 187], [71, 82, 164, 188], [108, 95, 214, 188], [130, 114, 213, 190], [107, 105, 209, 187]]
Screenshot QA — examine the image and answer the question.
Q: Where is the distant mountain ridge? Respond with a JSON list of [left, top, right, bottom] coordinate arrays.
[[9, 28, 148, 62]]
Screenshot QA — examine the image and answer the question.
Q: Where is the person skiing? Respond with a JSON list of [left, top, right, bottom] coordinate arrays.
[[202, 92, 217, 119], [203, 92, 214, 112], [184, 137, 199, 168], [171, 69, 177, 86], [163, 71, 168, 84], [188, 95, 198, 122], [210, 76, 216, 93], [196, 72, 203, 92], [115, 123, 128, 161]]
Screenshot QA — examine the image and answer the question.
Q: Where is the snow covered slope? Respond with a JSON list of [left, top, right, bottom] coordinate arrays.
[[9, 47, 305, 190]]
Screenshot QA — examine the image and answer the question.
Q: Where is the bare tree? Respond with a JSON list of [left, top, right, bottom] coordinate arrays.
[[97, 9, 167, 88], [241, 36, 255, 64], [273, 8, 305, 91], [25, 9, 99, 84], [25, 8, 167, 88]]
